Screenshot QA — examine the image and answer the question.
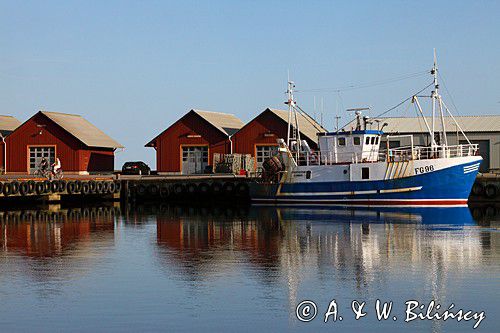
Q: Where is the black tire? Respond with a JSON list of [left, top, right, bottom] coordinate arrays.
[[67, 181, 76, 194], [3, 182, 12, 196], [211, 182, 222, 195], [11, 181, 20, 195], [96, 181, 104, 194], [472, 182, 484, 196], [222, 182, 235, 195], [114, 181, 122, 193], [50, 180, 59, 193], [485, 184, 497, 198], [0, 182, 3, 194], [74, 180, 82, 193], [27, 180, 36, 194], [82, 182, 90, 195], [187, 183, 197, 194], [102, 181, 110, 193], [199, 183, 210, 195], [235, 182, 249, 196], [173, 183, 185, 195], [148, 184, 159, 196], [19, 182, 29, 196], [108, 182, 116, 193], [43, 180, 51, 193], [58, 180, 66, 192], [160, 185, 169, 198], [35, 182, 45, 195], [89, 180, 97, 193], [137, 184, 147, 196]]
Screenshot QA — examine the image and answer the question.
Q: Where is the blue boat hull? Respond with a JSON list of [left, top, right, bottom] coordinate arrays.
[[250, 160, 481, 206]]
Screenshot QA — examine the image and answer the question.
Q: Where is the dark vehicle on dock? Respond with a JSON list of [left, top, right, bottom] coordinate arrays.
[[122, 161, 151, 175]]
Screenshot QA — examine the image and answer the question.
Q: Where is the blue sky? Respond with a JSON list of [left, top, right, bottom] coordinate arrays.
[[1, 0, 499, 167]]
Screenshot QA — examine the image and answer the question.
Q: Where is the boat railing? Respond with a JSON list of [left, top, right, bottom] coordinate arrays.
[[295, 151, 365, 166], [382, 144, 479, 162], [293, 143, 478, 166]]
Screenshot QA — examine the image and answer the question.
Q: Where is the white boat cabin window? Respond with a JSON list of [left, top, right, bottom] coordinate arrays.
[[353, 137, 361, 145], [365, 137, 370, 145], [338, 137, 346, 146], [371, 137, 376, 145]]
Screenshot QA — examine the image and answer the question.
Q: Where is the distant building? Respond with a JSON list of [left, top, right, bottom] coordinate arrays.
[[232, 108, 326, 170], [0, 115, 22, 173], [146, 109, 244, 174], [5, 111, 123, 174], [350, 115, 500, 173]]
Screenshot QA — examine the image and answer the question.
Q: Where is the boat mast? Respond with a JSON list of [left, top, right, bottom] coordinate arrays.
[[286, 80, 301, 160], [431, 50, 448, 147]]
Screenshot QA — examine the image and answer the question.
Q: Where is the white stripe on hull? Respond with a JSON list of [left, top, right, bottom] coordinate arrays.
[[277, 186, 422, 196]]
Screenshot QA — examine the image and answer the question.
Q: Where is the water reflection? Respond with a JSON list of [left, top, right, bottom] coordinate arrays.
[[0, 203, 497, 332], [0, 206, 117, 290], [154, 204, 499, 327]]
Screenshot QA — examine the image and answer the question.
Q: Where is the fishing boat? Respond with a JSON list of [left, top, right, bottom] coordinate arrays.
[[250, 57, 482, 206]]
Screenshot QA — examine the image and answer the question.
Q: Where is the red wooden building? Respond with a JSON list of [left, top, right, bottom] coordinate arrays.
[[232, 108, 326, 170], [0, 115, 22, 173], [5, 111, 123, 174], [146, 109, 244, 174]]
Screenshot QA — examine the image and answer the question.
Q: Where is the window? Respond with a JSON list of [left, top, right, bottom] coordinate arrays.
[[370, 137, 376, 145], [256, 145, 279, 169], [353, 137, 361, 145], [182, 146, 208, 163], [29, 146, 55, 174], [365, 137, 370, 145], [306, 170, 312, 179], [362, 167, 370, 180], [338, 137, 346, 146], [375, 137, 379, 144]]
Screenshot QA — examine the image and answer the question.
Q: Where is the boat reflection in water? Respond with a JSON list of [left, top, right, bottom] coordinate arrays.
[[155, 204, 498, 331]]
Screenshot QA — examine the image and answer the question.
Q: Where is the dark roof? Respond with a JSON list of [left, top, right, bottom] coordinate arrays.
[[146, 109, 244, 147], [39, 111, 124, 149], [266, 108, 327, 141], [0, 115, 22, 137]]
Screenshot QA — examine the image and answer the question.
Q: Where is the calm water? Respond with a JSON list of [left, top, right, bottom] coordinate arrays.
[[0, 203, 498, 332]]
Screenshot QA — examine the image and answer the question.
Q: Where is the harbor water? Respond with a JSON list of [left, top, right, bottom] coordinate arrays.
[[0, 204, 498, 332]]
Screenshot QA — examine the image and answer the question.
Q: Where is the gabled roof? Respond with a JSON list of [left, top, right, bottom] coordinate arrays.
[[146, 109, 244, 147], [345, 115, 500, 134], [39, 111, 124, 149], [191, 109, 244, 136], [266, 108, 327, 142], [0, 115, 22, 137]]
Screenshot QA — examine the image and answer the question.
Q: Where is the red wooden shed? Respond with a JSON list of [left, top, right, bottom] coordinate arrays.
[[0, 115, 22, 173], [5, 111, 123, 174], [232, 108, 326, 170], [145, 109, 244, 174]]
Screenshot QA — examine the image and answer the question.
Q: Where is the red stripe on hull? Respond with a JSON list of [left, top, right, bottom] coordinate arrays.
[[252, 199, 468, 206]]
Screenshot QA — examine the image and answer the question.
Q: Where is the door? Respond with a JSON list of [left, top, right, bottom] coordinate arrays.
[[460, 140, 490, 172], [181, 146, 208, 174], [29, 146, 55, 174]]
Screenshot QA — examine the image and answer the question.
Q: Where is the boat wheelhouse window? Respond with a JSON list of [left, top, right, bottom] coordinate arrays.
[[375, 137, 379, 144], [338, 137, 346, 146], [362, 167, 370, 180], [353, 137, 361, 145], [365, 137, 370, 145], [306, 170, 312, 179], [370, 137, 376, 145]]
